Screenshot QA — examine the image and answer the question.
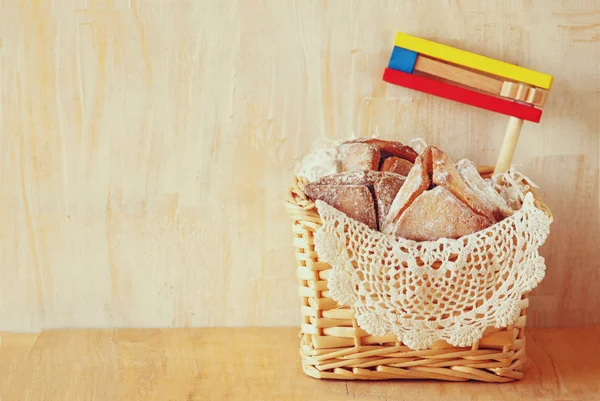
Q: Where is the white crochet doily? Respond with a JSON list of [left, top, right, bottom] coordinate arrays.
[[314, 190, 551, 350]]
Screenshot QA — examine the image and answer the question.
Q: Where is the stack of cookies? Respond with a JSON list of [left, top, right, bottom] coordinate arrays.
[[303, 139, 513, 241]]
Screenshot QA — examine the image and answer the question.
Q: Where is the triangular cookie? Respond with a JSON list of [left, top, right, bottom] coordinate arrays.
[[336, 143, 380, 172], [307, 170, 405, 229], [381, 157, 414, 176], [456, 159, 514, 220], [430, 147, 496, 223], [305, 184, 377, 229], [393, 186, 492, 241], [373, 173, 405, 227], [380, 147, 432, 235], [348, 138, 418, 163]]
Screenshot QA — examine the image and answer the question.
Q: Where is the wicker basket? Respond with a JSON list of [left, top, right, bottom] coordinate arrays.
[[285, 169, 552, 382]]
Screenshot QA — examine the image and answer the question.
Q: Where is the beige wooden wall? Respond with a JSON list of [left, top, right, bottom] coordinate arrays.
[[0, 0, 598, 331]]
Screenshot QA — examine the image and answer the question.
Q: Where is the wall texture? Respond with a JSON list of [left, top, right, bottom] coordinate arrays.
[[0, 0, 598, 331]]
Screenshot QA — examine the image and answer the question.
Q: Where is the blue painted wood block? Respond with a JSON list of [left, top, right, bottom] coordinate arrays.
[[388, 46, 418, 74]]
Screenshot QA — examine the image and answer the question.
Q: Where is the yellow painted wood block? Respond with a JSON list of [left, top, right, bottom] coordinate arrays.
[[395, 32, 553, 89]]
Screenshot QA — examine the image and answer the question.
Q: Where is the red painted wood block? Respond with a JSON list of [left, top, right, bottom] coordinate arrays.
[[383, 68, 542, 123]]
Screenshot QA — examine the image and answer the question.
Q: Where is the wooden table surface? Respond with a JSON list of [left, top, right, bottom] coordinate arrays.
[[1, 327, 598, 401]]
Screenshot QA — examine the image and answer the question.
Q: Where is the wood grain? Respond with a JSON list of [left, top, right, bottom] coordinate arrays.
[[415, 55, 505, 94], [1, 327, 600, 400], [0, 1, 598, 331]]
